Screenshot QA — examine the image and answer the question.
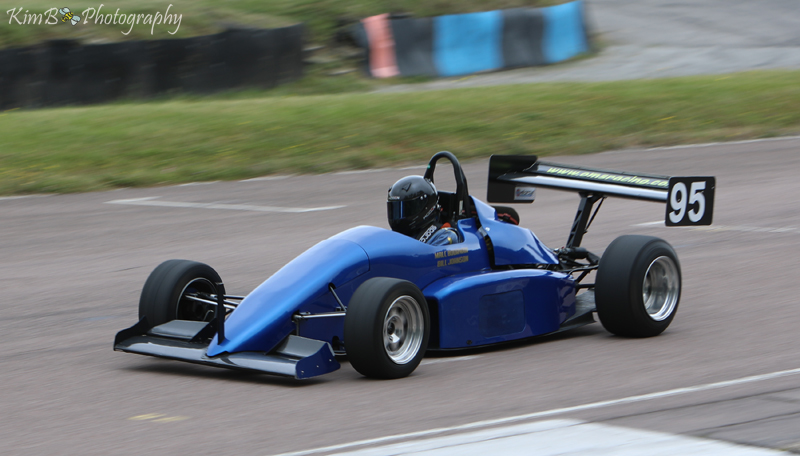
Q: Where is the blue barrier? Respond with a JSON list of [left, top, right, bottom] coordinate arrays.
[[434, 11, 504, 77], [542, 1, 589, 64], [356, 1, 590, 78]]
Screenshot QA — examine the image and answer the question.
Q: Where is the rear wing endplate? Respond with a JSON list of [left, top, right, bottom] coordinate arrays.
[[487, 155, 715, 246]]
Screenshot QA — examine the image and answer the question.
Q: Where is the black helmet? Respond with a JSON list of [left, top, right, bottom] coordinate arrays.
[[387, 175, 439, 237]]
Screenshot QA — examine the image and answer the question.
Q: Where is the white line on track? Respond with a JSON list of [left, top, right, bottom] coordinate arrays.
[[0, 194, 48, 202], [239, 175, 295, 183], [106, 197, 345, 213], [329, 419, 790, 456], [644, 135, 800, 151], [634, 221, 798, 234], [690, 225, 798, 233], [270, 366, 800, 456], [234, 165, 427, 182], [333, 165, 427, 175], [177, 181, 219, 187], [334, 168, 392, 175]]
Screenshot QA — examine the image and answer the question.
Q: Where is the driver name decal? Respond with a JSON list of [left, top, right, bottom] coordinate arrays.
[[436, 248, 468, 267]]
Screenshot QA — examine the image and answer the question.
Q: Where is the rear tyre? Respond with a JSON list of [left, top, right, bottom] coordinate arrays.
[[138, 259, 225, 327], [344, 278, 430, 379], [595, 235, 681, 337]]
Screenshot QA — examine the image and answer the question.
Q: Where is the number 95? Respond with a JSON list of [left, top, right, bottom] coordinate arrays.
[[666, 177, 714, 226]]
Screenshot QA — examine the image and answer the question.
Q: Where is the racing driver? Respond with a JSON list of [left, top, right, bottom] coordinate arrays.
[[387, 175, 461, 246]]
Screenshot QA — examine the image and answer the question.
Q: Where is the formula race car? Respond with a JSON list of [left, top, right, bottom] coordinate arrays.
[[115, 152, 715, 379]]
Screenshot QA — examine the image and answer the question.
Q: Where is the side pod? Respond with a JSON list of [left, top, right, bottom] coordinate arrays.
[[114, 318, 340, 379]]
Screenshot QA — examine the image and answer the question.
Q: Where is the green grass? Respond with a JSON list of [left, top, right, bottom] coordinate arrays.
[[1, 0, 560, 48], [1, 70, 799, 195]]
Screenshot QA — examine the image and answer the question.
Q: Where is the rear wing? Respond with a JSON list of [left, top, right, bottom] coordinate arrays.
[[487, 155, 715, 247]]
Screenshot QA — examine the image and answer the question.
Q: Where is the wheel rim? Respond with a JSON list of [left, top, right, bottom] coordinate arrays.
[[642, 256, 680, 321], [383, 295, 424, 365], [177, 278, 217, 321]]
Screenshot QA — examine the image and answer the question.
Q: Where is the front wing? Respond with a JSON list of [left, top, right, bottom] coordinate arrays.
[[114, 318, 340, 379]]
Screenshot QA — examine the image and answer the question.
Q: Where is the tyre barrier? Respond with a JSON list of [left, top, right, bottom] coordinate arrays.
[[0, 25, 305, 109], [353, 1, 590, 78]]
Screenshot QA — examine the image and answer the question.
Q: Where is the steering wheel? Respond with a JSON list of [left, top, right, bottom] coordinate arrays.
[[423, 151, 473, 223]]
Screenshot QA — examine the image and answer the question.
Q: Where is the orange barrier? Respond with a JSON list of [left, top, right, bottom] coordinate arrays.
[[361, 14, 400, 78]]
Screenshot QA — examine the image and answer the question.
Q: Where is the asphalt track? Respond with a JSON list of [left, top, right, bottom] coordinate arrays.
[[2, 137, 800, 454]]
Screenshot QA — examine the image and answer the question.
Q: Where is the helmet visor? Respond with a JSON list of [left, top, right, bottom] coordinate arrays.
[[387, 195, 429, 222]]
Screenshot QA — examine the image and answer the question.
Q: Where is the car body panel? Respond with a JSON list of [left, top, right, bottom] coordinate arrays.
[[207, 238, 369, 356], [425, 268, 575, 348], [473, 198, 559, 266], [209, 217, 493, 356]]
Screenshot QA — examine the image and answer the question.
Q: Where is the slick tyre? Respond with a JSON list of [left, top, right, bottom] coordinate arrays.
[[344, 278, 430, 379], [595, 235, 681, 337], [138, 259, 225, 327]]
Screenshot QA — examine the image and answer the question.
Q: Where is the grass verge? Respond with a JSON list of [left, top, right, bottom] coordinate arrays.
[[1, 70, 798, 195]]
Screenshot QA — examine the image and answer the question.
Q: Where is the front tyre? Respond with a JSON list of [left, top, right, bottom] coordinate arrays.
[[138, 259, 226, 327], [344, 278, 430, 379], [595, 235, 681, 337]]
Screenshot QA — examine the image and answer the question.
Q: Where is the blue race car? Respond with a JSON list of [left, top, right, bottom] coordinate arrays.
[[115, 152, 715, 379]]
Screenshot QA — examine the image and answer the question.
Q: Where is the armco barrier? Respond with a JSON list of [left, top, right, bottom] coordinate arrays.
[[0, 25, 304, 109], [354, 1, 589, 78]]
